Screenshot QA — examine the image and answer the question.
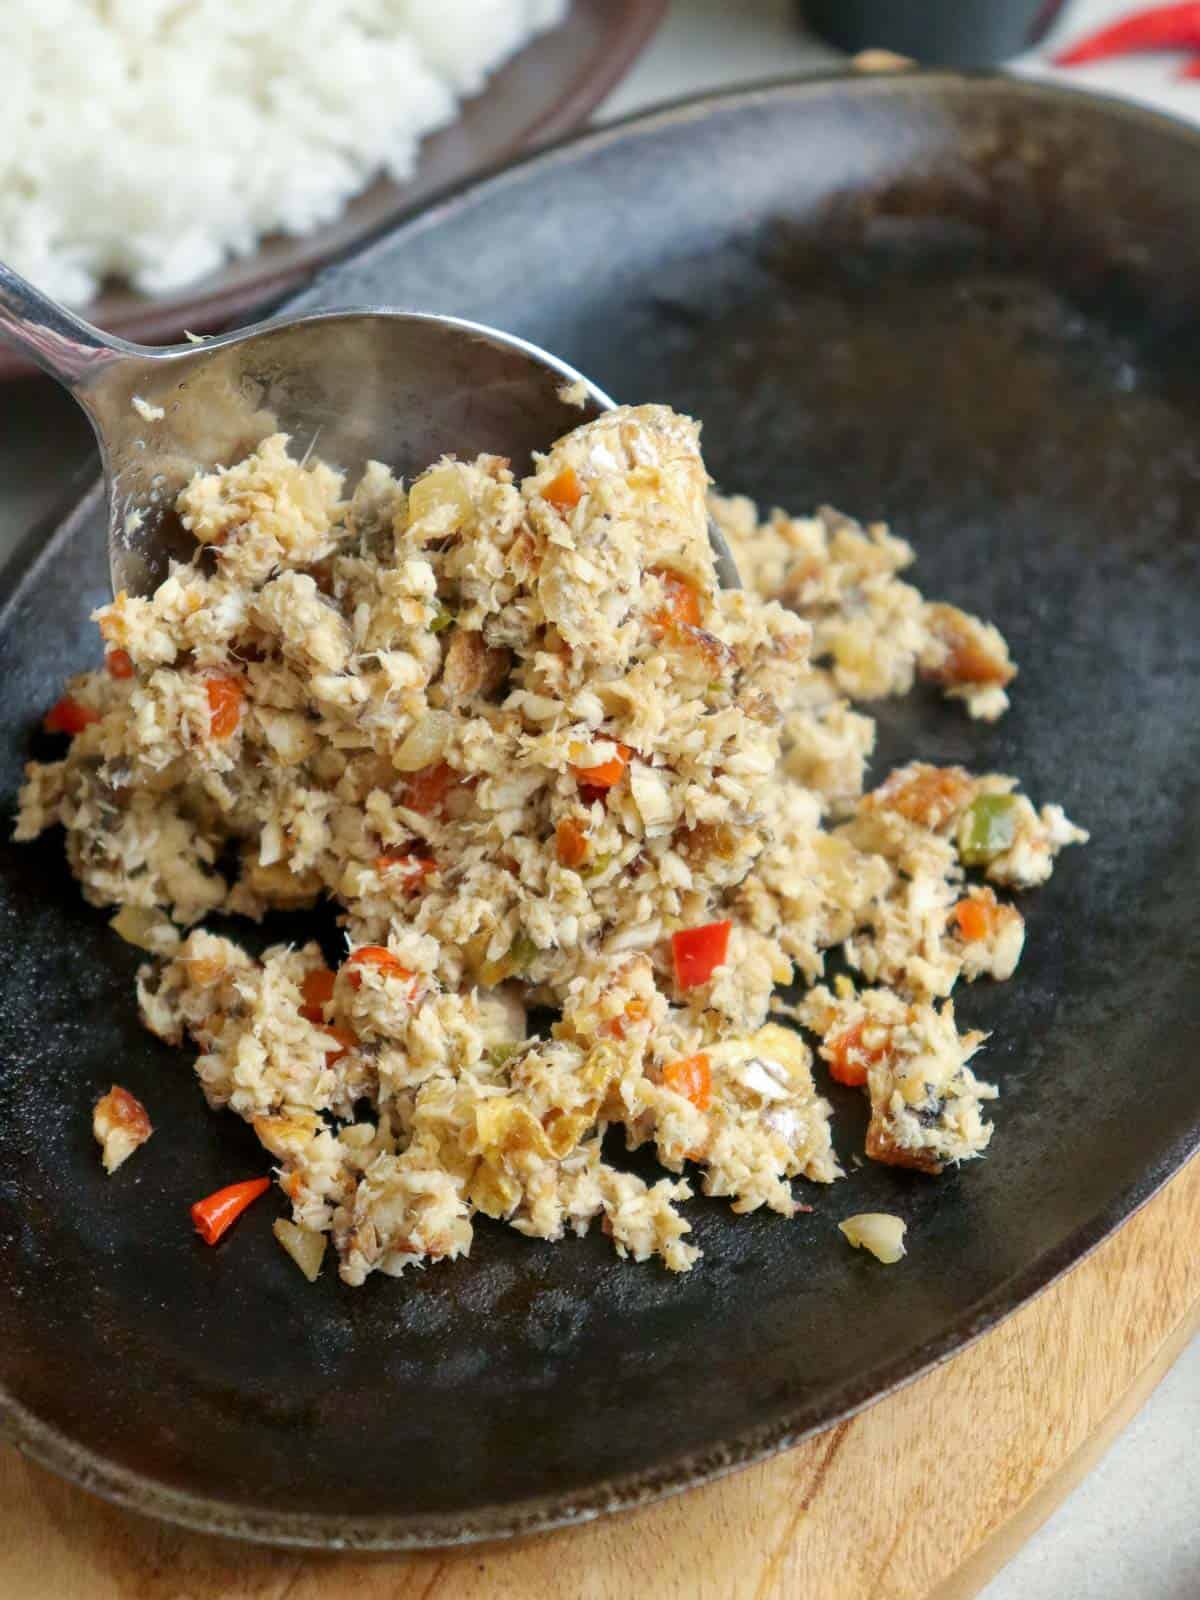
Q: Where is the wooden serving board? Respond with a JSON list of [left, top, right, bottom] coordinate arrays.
[[2, 1153, 1197, 1600]]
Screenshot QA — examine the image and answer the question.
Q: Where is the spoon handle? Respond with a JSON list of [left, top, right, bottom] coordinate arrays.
[[0, 259, 134, 391]]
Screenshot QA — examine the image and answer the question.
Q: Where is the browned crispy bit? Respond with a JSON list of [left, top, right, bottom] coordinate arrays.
[[676, 624, 736, 675], [736, 689, 782, 725], [93, 1085, 153, 1175], [507, 528, 539, 575], [865, 1118, 941, 1174], [921, 603, 1015, 689], [679, 821, 741, 863], [862, 762, 977, 831], [306, 556, 336, 596], [441, 629, 511, 704]]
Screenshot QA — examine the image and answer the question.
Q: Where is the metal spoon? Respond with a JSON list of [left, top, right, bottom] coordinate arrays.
[[0, 263, 740, 597]]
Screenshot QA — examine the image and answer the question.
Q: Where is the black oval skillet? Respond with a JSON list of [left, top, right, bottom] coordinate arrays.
[[2, 71, 1199, 1547]]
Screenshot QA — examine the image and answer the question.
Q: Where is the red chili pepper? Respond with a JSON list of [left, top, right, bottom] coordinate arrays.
[[105, 648, 135, 679], [671, 920, 732, 989], [191, 1177, 271, 1245], [953, 895, 997, 943], [1054, 4, 1200, 66]]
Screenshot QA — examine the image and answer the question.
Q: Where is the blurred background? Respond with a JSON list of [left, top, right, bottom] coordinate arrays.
[[7, 0, 1200, 555]]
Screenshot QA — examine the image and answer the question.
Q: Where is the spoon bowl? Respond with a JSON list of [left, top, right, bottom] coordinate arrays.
[[0, 268, 741, 596]]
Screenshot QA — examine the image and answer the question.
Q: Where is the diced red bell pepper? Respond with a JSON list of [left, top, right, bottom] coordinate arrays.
[[345, 945, 414, 993], [299, 967, 335, 1023], [662, 1052, 712, 1110], [570, 743, 631, 790], [206, 675, 245, 739], [953, 897, 995, 943], [825, 1021, 890, 1088], [671, 920, 732, 989], [402, 762, 455, 816], [649, 567, 702, 631], [44, 696, 101, 736], [318, 1024, 358, 1064], [542, 465, 583, 511]]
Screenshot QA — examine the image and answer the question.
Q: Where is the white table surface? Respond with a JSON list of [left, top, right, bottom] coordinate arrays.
[[604, 4, 1200, 1599], [0, 4, 1194, 1595]]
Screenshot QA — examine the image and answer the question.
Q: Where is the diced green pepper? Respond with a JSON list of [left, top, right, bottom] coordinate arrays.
[[581, 852, 612, 879], [478, 932, 539, 988], [958, 793, 1019, 867], [508, 932, 539, 974], [430, 604, 455, 634], [488, 1041, 519, 1069]]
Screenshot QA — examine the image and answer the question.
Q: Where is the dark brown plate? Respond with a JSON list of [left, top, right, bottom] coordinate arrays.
[[3, 71, 1200, 1548], [0, 0, 667, 381]]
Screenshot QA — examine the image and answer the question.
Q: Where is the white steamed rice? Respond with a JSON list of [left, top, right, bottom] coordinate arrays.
[[0, 0, 567, 306]]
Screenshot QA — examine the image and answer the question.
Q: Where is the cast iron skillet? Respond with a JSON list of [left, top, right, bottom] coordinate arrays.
[[2, 72, 1200, 1548]]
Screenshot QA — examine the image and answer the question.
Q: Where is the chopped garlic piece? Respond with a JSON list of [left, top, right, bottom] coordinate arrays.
[[839, 1212, 906, 1264], [274, 1218, 327, 1282], [110, 904, 181, 955]]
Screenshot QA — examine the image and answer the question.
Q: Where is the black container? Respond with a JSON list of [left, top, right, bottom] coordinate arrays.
[[801, 0, 1064, 65]]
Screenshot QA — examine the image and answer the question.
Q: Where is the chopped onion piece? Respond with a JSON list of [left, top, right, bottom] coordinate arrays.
[[273, 1218, 327, 1282], [764, 1106, 800, 1144], [839, 1212, 907, 1265], [110, 904, 181, 955], [407, 464, 474, 528], [630, 764, 674, 831], [732, 1057, 791, 1103], [393, 710, 453, 772]]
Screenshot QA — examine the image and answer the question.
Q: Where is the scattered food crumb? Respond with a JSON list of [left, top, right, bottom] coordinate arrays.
[[93, 1085, 152, 1174], [131, 395, 165, 422], [110, 904, 181, 955], [558, 377, 589, 409], [839, 1212, 907, 1264], [852, 49, 915, 72]]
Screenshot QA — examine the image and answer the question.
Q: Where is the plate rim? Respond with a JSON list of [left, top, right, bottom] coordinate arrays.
[[4, 66, 1200, 1550]]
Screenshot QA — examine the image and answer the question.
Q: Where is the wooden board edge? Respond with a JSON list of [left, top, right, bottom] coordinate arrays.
[[929, 1294, 1200, 1600]]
